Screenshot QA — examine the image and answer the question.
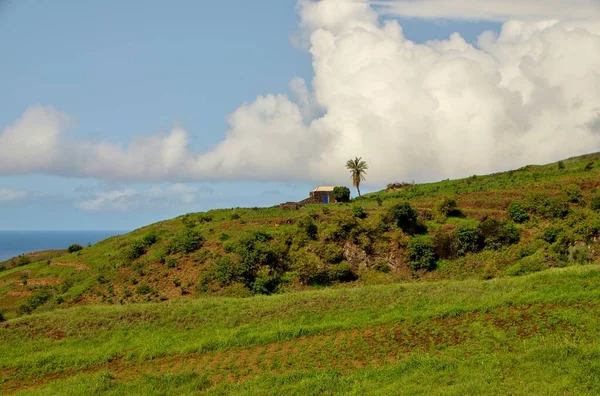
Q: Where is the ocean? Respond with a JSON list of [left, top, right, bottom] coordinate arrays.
[[0, 230, 126, 261]]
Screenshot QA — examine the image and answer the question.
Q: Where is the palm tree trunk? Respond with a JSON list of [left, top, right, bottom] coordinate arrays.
[[357, 184, 361, 197]]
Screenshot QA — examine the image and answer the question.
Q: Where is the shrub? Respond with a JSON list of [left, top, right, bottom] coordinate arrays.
[[251, 268, 281, 295], [584, 161, 594, 171], [290, 249, 327, 285], [352, 206, 366, 219], [557, 161, 565, 169], [125, 240, 147, 261], [67, 244, 83, 253], [551, 233, 574, 259], [16, 255, 31, 267], [332, 186, 351, 203], [214, 256, 236, 285], [136, 285, 151, 295], [373, 260, 391, 273], [478, 219, 520, 250], [18, 290, 52, 315], [297, 216, 319, 241], [542, 227, 563, 244], [504, 249, 549, 276], [564, 184, 585, 205], [436, 197, 461, 217], [0, 310, 6, 322], [384, 201, 424, 235], [142, 233, 159, 247], [432, 229, 459, 260], [507, 203, 529, 223], [319, 243, 344, 264], [230, 213, 241, 220], [219, 233, 230, 242], [526, 194, 571, 219], [406, 237, 437, 271], [167, 229, 204, 255], [591, 195, 600, 211], [165, 257, 178, 269], [568, 245, 591, 265], [455, 225, 482, 254], [327, 261, 357, 282]]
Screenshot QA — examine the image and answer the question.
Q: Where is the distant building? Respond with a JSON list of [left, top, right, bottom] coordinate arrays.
[[309, 186, 336, 204]]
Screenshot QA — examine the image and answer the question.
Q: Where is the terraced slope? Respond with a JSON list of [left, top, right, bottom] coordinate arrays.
[[1, 266, 600, 395]]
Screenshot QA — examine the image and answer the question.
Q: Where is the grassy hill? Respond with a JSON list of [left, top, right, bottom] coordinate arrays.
[[1, 153, 600, 320], [1, 153, 600, 394], [1, 265, 600, 394]]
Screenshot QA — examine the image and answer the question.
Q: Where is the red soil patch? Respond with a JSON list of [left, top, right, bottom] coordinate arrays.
[[51, 262, 90, 271]]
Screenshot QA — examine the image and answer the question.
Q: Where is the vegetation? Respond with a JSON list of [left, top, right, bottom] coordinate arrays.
[[67, 244, 84, 253], [332, 186, 351, 203], [1, 266, 600, 394], [346, 157, 368, 197]]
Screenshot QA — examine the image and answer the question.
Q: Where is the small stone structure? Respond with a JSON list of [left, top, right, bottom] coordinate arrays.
[[308, 186, 336, 204]]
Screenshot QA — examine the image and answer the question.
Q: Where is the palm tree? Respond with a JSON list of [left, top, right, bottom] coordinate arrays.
[[346, 157, 368, 198]]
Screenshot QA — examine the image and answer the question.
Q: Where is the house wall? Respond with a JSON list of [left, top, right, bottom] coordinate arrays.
[[309, 191, 336, 204]]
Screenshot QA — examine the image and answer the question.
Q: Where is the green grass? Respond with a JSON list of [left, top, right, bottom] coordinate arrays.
[[2, 265, 600, 394]]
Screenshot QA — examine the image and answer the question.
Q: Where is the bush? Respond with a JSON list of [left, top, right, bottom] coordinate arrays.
[[297, 216, 319, 241], [591, 195, 600, 211], [436, 197, 461, 217], [557, 161, 565, 169], [0, 310, 6, 322], [67, 244, 83, 253], [504, 249, 549, 276], [214, 256, 236, 285], [352, 206, 366, 219], [564, 184, 585, 205], [251, 268, 281, 295], [584, 161, 594, 171], [373, 260, 391, 273], [136, 285, 151, 295], [478, 219, 520, 250], [230, 213, 241, 220], [542, 227, 563, 244], [568, 245, 591, 265], [455, 225, 482, 254], [219, 233, 230, 241], [384, 202, 424, 235], [507, 203, 529, 223], [406, 237, 437, 271], [332, 186, 351, 203], [167, 229, 204, 255], [327, 261, 357, 282], [18, 290, 52, 315], [125, 240, 147, 261], [526, 194, 571, 219], [16, 255, 31, 267], [319, 243, 344, 264], [432, 229, 459, 260]]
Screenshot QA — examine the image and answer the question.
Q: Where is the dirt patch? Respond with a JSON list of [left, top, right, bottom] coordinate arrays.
[[5, 290, 34, 297], [22, 279, 62, 287]]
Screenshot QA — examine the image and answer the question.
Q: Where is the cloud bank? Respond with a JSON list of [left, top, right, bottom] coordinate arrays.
[[2, 0, 600, 185]]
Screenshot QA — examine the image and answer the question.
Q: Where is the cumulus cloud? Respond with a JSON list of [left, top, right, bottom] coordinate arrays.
[[76, 184, 213, 212], [2, 0, 600, 185]]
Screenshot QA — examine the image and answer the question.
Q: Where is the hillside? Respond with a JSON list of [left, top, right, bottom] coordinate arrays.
[[1, 266, 600, 394], [1, 153, 600, 320]]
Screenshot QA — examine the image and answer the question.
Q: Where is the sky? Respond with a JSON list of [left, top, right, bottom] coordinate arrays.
[[1, 0, 599, 230]]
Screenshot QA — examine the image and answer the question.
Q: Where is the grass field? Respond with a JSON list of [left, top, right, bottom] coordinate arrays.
[[2, 265, 600, 394]]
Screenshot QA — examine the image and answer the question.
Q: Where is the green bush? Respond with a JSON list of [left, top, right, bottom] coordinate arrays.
[[432, 229, 459, 260], [542, 227, 563, 244], [297, 216, 318, 241], [318, 243, 344, 264], [251, 268, 281, 295], [142, 233, 159, 247], [455, 225, 482, 254], [125, 240, 147, 261], [135, 285, 151, 295], [18, 290, 52, 315], [504, 249, 549, 276], [16, 255, 31, 267], [352, 206, 366, 219], [230, 213, 241, 220], [564, 184, 585, 205], [478, 219, 520, 250], [373, 260, 391, 273], [219, 233, 230, 241], [526, 194, 571, 219], [507, 203, 529, 223], [407, 237, 437, 271], [0, 310, 5, 322], [584, 161, 594, 171], [165, 257, 178, 269], [67, 244, 83, 253], [327, 261, 357, 282], [332, 186, 351, 203], [384, 201, 425, 235], [436, 197, 461, 217], [214, 256, 236, 285], [557, 161, 565, 169], [591, 195, 600, 211], [167, 229, 204, 255], [568, 245, 591, 265]]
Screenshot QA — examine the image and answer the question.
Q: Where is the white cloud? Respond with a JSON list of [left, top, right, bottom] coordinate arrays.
[[0, 189, 31, 202], [75, 184, 213, 212], [2, 0, 600, 186], [374, 0, 600, 22]]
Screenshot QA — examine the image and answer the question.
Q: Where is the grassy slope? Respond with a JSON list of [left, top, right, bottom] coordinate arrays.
[[1, 153, 600, 320], [1, 265, 599, 394]]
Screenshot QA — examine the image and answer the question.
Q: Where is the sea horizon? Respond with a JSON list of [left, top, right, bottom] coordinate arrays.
[[0, 230, 127, 261]]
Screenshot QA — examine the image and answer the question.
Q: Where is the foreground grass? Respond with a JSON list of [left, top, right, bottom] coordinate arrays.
[[2, 265, 600, 394]]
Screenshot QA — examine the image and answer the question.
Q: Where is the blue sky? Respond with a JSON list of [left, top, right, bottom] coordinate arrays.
[[2, 0, 597, 230]]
